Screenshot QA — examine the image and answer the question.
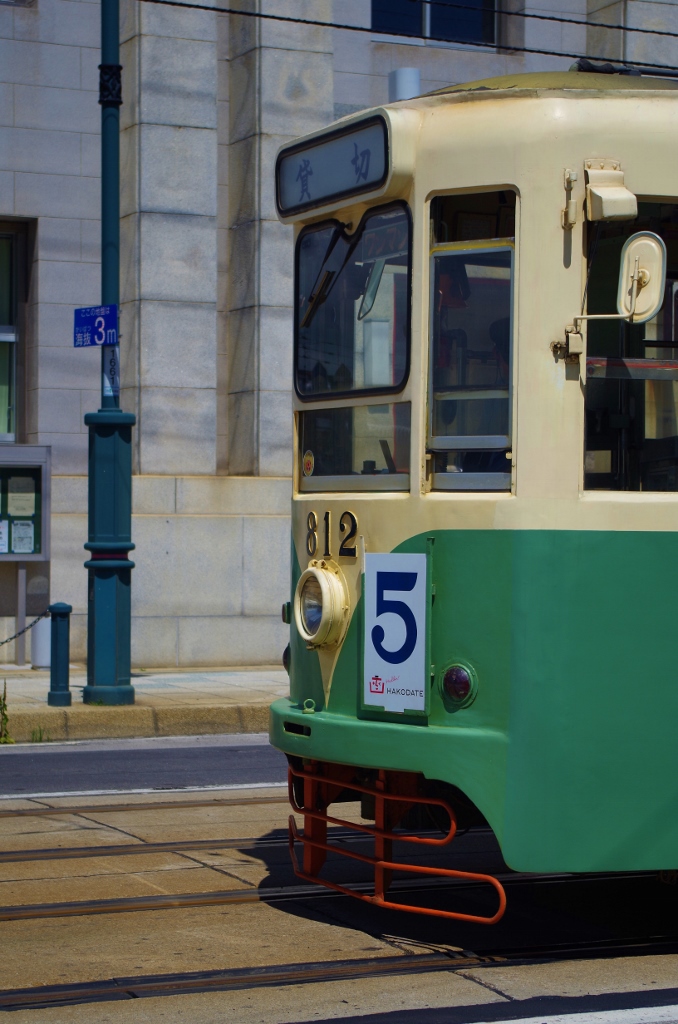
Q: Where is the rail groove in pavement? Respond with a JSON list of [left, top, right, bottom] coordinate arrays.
[[0, 827, 449, 864], [0, 870, 659, 922], [0, 795, 289, 819], [2, 945, 678, 1011]]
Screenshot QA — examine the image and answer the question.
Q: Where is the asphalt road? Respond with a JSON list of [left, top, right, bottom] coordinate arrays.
[[0, 734, 288, 796], [310, 1001, 678, 1024]]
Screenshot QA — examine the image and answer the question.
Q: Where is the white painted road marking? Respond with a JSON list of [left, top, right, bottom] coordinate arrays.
[[473, 1007, 678, 1024], [0, 781, 287, 800], [0, 732, 272, 754]]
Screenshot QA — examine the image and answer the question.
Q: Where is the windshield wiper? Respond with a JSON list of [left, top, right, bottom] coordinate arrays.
[[299, 227, 358, 330], [300, 269, 334, 328]]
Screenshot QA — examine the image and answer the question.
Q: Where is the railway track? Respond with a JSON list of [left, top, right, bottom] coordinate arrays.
[[0, 793, 290, 819], [1, 936, 677, 1011], [0, 866, 660, 921], [1, 790, 676, 1014], [0, 825, 449, 864], [0, 793, 666, 923]]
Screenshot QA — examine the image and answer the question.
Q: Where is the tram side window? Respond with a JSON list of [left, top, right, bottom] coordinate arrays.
[[428, 191, 515, 492], [584, 202, 678, 491]]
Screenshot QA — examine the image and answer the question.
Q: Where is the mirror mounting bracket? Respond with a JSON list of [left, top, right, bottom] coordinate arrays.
[[557, 231, 667, 361], [552, 327, 584, 362]]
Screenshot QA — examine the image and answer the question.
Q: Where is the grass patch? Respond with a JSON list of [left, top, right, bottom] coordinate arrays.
[[0, 680, 14, 745], [30, 725, 51, 743]]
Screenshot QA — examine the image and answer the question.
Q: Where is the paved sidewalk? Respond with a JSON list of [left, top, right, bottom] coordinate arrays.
[[0, 667, 288, 743]]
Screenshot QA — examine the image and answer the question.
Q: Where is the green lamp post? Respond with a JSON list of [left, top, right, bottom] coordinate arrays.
[[82, 0, 135, 705]]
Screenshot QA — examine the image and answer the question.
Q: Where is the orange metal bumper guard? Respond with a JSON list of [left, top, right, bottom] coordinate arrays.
[[287, 762, 506, 924]]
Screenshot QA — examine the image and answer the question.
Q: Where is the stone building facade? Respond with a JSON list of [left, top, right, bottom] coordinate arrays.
[[0, 0, 673, 666]]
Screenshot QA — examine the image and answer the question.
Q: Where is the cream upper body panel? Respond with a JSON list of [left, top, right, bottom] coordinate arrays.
[[285, 75, 678, 548]]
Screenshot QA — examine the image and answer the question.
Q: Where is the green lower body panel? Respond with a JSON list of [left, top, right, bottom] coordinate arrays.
[[273, 528, 678, 873], [270, 702, 507, 833]]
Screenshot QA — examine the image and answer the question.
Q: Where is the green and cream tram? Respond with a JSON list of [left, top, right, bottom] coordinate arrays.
[[270, 69, 678, 922]]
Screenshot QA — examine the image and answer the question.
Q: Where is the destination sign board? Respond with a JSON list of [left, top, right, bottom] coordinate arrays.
[[276, 117, 388, 216]]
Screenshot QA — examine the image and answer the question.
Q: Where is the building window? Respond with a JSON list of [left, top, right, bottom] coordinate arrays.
[[0, 228, 24, 444], [372, 0, 496, 47]]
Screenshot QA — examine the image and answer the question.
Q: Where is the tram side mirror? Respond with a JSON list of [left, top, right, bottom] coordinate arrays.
[[617, 232, 667, 323], [358, 259, 386, 320]]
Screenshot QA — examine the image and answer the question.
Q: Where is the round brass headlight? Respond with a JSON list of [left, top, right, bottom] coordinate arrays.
[[299, 575, 323, 638], [294, 563, 348, 647]]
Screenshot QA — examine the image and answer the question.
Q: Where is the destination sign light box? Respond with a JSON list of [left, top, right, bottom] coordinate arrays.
[[277, 118, 388, 216]]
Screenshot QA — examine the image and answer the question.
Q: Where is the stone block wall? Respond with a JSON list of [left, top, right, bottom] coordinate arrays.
[[49, 473, 290, 667]]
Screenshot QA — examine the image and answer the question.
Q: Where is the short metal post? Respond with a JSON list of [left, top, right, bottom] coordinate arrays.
[[47, 603, 72, 707]]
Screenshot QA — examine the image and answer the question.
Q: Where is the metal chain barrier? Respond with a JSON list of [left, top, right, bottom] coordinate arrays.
[[0, 611, 50, 648]]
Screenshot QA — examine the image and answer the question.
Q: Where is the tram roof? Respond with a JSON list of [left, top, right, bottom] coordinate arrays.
[[429, 70, 678, 98], [276, 69, 678, 223]]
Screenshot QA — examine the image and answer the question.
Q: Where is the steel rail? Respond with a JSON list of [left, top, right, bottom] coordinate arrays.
[[1, 939, 678, 1011], [0, 794, 289, 819], [0, 953, 479, 1010], [0, 826, 414, 864], [0, 869, 657, 922]]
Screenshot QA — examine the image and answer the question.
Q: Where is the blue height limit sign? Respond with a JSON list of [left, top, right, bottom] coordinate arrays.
[[74, 305, 118, 347]]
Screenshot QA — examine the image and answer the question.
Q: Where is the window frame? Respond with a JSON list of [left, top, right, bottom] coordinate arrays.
[[0, 225, 27, 446], [0, 328, 16, 444], [371, 0, 497, 48], [294, 200, 412, 403], [297, 401, 412, 493]]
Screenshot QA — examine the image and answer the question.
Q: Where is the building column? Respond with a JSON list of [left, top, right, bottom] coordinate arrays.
[[120, 0, 218, 476], [224, 0, 334, 477]]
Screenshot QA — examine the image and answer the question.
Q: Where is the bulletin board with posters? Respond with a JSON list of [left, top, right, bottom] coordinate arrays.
[[0, 446, 50, 562]]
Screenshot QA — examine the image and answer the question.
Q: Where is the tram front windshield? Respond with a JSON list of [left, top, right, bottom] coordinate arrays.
[[296, 205, 409, 398]]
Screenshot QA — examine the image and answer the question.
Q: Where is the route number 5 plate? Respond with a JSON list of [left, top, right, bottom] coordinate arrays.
[[364, 553, 427, 714]]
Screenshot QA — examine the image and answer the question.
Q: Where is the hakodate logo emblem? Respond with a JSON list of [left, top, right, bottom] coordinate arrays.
[[302, 450, 314, 477], [369, 675, 384, 694]]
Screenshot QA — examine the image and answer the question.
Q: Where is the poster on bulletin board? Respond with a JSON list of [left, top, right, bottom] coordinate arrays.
[[8, 477, 35, 516], [11, 520, 34, 554]]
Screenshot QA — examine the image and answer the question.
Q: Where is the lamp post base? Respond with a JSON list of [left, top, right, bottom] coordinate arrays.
[[48, 692, 72, 707], [83, 685, 135, 706]]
